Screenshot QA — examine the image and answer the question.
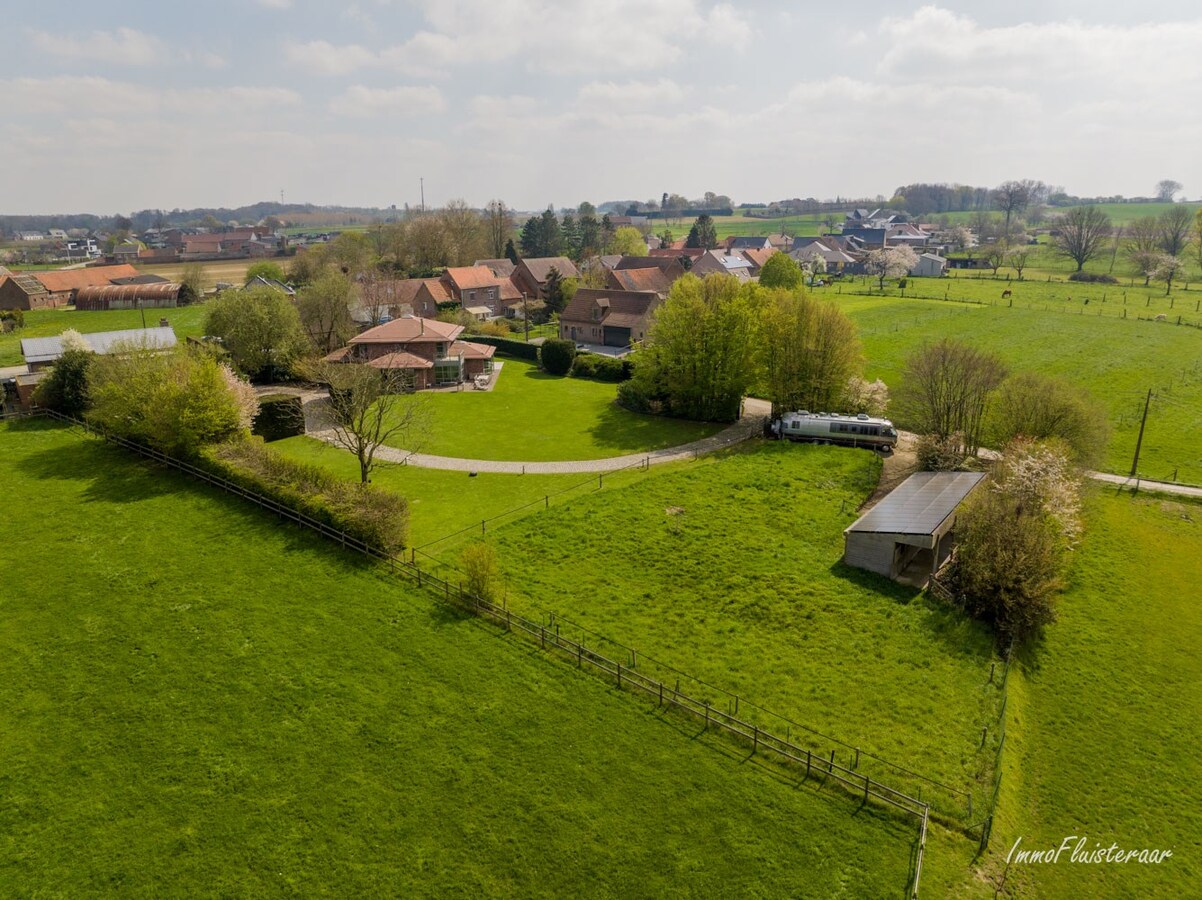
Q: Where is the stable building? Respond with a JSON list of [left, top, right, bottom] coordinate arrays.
[[842, 472, 986, 585]]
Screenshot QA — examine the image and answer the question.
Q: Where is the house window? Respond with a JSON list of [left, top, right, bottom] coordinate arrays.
[[592, 307, 602, 320], [434, 362, 460, 385], [467, 290, 475, 301], [488, 289, 495, 299]]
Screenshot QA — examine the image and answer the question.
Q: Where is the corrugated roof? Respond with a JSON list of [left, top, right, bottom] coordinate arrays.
[[21, 326, 177, 365], [845, 472, 986, 536], [75, 283, 181, 302]]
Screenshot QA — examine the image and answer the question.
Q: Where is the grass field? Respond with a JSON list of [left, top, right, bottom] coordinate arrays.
[[389, 358, 725, 461], [989, 490, 1202, 897], [825, 294, 1202, 485], [431, 440, 1004, 816], [0, 305, 210, 368], [0, 418, 986, 897]]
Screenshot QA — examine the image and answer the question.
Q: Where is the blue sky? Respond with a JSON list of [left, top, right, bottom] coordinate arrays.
[[3, 1, 1200, 214]]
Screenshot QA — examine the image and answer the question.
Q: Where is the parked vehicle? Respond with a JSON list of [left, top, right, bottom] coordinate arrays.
[[770, 411, 897, 451]]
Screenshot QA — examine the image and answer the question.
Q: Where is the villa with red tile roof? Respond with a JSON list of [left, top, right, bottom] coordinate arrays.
[[323, 316, 495, 389]]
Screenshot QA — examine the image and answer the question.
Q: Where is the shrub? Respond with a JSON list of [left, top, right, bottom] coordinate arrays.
[[842, 376, 889, 417], [1067, 272, 1117, 284], [203, 287, 309, 380], [88, 345, 254, 455], [461, 334, 539, 361], [915, 433, 968, 471], [987, 372, 1109, 467], [201, 437, 409, 554], [539, 338, 576, 375], [461, 542, 502, 603], [253, 394, 306, 442], [0, 309, 25, 331], [32, 348, 93, 416], [570, 353, 632, 382]]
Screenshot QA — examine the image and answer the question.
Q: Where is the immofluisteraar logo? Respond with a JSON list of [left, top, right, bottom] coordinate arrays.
[[1007, 836, 1173, 865]]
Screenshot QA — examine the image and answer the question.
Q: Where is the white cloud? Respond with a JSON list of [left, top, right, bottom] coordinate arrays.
[[28, 27, 168, 66], [284, 40, 379, 76], [331, 84, 447, 117], [257, 0, 293, 8], [577, 79, 687, 109]]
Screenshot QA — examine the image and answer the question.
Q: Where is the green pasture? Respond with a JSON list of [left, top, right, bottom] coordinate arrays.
[[1, 419, 956, 898], [385, 357, 725, 461], [0, 305, 209, 368], [831, 295, 1202, 485], [434, 440, 1004, 816], [990, 490, 1202, 897]]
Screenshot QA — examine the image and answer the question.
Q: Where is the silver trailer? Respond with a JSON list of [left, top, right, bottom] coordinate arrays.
[[771, 411, 898, 450]]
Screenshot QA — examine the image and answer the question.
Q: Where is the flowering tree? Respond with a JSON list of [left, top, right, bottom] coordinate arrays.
[[865, 246, 919, 290], [842, 376, 889, 416], [1151, 253, 1185, 295]]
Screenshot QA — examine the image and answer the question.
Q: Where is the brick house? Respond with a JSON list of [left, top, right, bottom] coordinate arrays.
[[323, 316, 496, 390], [559, 289, 660, 349], [440, 266, 521, 317], [31, 264, 143, 305], [0, 270, 56, 309], [511, 256, 580, 300]]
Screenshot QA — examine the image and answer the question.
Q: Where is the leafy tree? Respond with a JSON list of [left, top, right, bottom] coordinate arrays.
[[296, 271, 357, 354], [561, 213, 581, 260], [518, 215, 541, 257], [1152, 253, 1185, 295], [325, 231, 375, 275], [685, 214, 718, 250], [610, 226, 647, 257], [757, 252, 803, 290], [896, 338, 1006, 456], [88, 345, 256, 455], [245, 261, 286, 284], [619, 274, 755, 422], [32, 347, 93, 416], [1052, 205, 1111, 271], [987, 372, 1109, 466], [538, 338, 576, 375], [1154, 179, 1183, 202], [577, 212, 601, 257], [944, 439, 1082, 646], [504, 237, 519, 263], [462, 542, 502, 603], [757, 289, 860, 415], [204, 287, 310, 381], [600, 214, 615, 252], [301, 361, 431, 484], [543, 266, 567, 314]]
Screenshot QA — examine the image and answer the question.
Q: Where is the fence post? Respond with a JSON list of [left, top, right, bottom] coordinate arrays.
[[659, 681, 663, 706], [704, 702, 710, 730], [753, 725, 758, 754], [540, 625, 546, 649], [616, 662, 622, 689], [577, 642, 582, 667], [806, 749, 811, 779]]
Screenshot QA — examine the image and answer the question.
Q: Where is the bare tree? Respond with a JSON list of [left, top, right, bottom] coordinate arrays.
[[991, 180, 1031, 239], [1125, 216, 1161, 284], [1007, 246, 1032, 280], [358, 272, 394, 327], [1154, 179, 1183, 202], [439, 199, 487, 266], [896, 338, 1007, 456], [1052, 205, 1111, 272], [484, 200, 514, 259], [305, 362, 432, 483], [1157, 205, 1194, 258], [982, 243, 1007, 277]]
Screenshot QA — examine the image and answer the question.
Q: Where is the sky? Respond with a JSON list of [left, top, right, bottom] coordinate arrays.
[[3, 0, 1201, 215]]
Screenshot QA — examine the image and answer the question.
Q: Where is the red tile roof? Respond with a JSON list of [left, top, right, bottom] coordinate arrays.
[[32, 264, 142, 293], [448, 340, 496, 360], [444, 266, 504, 291], [349, 316, 463, 344], [366, 350, 433, 370], [606, 267, 673, 295]]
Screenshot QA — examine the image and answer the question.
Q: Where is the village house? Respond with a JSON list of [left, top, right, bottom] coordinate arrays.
[[559, 289, 660, 350], [0, 268, 56, 309], [690, 249, 754, 281], [441, 266, 521, 318], [605, 264, 676, 297], [322, 316, 495, 390], [511, 256, 580, 300], [736, 247, 778, 276]]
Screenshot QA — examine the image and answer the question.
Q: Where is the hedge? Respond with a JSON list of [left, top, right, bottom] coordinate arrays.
[[1068, 272, 1118, 284], [252, 393, 305, 442], [570, 353, 632, 382], [539, 338, 576, 375], [461, 334, 540, 361], [200, 438, 409, 554]]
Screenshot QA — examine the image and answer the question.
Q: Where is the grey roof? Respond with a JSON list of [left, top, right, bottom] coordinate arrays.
[[845, 472, 985, 536], [21, 326, 177, 366]]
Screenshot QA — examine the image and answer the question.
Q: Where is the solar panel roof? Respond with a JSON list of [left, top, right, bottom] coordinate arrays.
[[845, 471, 986, 535]]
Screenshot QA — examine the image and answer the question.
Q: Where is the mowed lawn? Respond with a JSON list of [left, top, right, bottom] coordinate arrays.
[[838, 296, 1202, 485], [992, 491, 1202, 898], [387, 358, 725, 461], [0, 420, 938, 897], [460, 440, 1004, 816], [0, 305, 209, 367]]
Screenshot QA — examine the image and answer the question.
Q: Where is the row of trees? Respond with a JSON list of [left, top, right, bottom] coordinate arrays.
[[518, 205, 647, 261], [618, 274, 868, 422]]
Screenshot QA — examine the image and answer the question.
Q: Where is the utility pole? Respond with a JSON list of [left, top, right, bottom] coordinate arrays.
[[1130, 388, 1153, 478], [420, 177, 425, 214]]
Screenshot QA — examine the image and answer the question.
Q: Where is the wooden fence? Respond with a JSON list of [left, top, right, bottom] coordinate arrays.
[[14, 409, 936, 896]]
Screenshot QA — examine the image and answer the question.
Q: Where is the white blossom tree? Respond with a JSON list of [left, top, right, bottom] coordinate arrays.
[[865, 246, 919, 290]]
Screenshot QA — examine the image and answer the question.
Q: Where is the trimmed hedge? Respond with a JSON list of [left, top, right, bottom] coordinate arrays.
[[539, 338, 576, 375], [1068, 272, 1118, 284], [252, 393, 305, 442], [463, 334, 540, 361], [200, 437, 409, 553], [570, 353, 632, 382]]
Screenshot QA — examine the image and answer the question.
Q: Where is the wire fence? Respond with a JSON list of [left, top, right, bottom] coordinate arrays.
[[12, 408, 937, 896]]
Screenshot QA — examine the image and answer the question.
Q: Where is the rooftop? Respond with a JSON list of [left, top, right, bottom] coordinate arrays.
[[845, 472, 986, 536], [21, 326, 177, 366]]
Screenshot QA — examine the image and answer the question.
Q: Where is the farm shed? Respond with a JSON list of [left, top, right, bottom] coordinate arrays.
[[20, 326, 177, 372], [843, 472, 986, 584], [74, 283, 184, 311], [0, 272, 57, 310]]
